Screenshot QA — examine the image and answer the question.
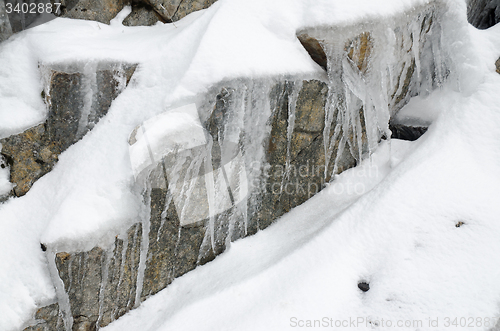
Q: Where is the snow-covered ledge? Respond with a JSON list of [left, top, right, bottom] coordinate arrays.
[[0, 0, 477, 330], [17, 2, 463, 331]]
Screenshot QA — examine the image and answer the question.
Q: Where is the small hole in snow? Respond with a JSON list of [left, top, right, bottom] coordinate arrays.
[[40, 243, 47, 252], [0, 164, 4, 169], [358, 282, 370, 292]]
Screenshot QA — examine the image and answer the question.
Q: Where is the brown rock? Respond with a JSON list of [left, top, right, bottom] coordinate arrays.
[[294, 80, 328, 133], [0, 63, 136, 197], [297, 33, 328, 71], [143, 0, 217, 22], [55, 0, 129, 24], [123, 1, 163, 26], [346, 32, 373, 73]]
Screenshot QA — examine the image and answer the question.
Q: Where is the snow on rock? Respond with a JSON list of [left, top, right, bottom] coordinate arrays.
[[102, 70, 500, 331], [0, 0, 491, 330]]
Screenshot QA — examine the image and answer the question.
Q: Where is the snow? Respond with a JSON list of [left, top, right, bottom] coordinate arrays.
[[392, 88, 456, 126], [103, 68, 500, 331], [1, 0, 499, 330], [129, 103, 207, 179], [0, 150, 12, 196]]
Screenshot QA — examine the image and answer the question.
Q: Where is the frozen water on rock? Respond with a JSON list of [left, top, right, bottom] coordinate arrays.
[[0, 0, 485, 330], [301, 2, 453, 178]]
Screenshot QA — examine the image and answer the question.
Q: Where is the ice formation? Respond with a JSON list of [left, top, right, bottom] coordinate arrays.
[[127, 1, 452, 266], [0, 0, 482, 330], [307, 2, 450, 177]]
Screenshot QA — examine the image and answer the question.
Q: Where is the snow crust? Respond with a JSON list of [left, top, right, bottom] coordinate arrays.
[[0, 0, 498, 330]]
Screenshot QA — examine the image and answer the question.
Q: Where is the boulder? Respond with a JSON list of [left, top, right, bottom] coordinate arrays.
[[170, 0, 217, 21], [26, 3, 449, 331], [122, 1, 163, 26], [53, 0, 129, 24], [0, 63, 136, 197], [134, 0, 217, 23], [54, 223, 142, 330]]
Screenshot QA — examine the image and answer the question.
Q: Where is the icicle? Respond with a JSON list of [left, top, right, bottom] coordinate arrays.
[[241, 79, 272, 231], [155, 160, 175, 243], [285, 80, 302, 180], [134, 182, 151, 308], [115, 234, 128, 320], [323, 39, 345, 179], [412, 19, 422, 86], [96, 249, 111, 329], [332, 135, 347, 177], [76, 62, 98, 139], [46, 249, 73, 331], [173, 226, 182, 256], [204, 138, 217, 250], [432, 24, 444, 88]]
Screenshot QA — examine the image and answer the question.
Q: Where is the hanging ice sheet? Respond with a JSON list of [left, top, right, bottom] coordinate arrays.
[[128, 103, 248, 226]]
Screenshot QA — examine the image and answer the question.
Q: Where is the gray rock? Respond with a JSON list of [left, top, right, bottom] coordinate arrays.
[[122, 1, 162, 26], [141, 0, 217, 22], [0, 63, 136, 197], [141, 184, 206, 299], [98, 223, 142, 327], [468, 0, 500, 29], [141, 0, 180, 22], [54, 0, 129, 24], [249, 80, 355, 232], [298, 8, 438, 114], [33, 4, 447, 331], [52, 223, 143, 331], [389, 123, 428, 141], [23, 303, 64, 331], [171, 0, 216, 21], [0, 0, 12, 42], [5, 0, 44, 34], [56, 248, 103, 330], [297, 33, 327, 71]]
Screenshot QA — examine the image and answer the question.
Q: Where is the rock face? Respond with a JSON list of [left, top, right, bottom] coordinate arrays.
[[141, 0, 217, 22], [0, 63, 136, 197], [21, 3, 449, 331], [468, 0, 500, 29], [23, 303, 64, 331], [0, 0, 12, 42], [55, 224, 142, 330], [54, 0, 129, 24], [249, 79, 350, 232], [122, 1, 163, 26], [5, 0, 49, 34], [52, 0, 218, 26], [121, 0, 218, 26], [169, 0, 217, 21]]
